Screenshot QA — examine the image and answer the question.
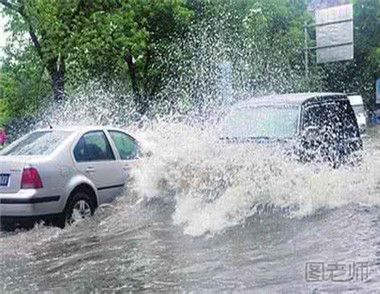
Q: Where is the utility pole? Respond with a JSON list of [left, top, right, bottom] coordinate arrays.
[[304, 21, 309, 80], [304, 0, 309, 80]]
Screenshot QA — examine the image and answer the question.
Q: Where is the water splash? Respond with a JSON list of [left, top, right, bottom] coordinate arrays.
[[130, 121, 380, 236]]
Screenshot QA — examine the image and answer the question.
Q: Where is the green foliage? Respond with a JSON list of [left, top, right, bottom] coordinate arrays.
[[0, 0, 193, 123], [0, 0, 379, 125], [0, 45, 51, 125], [240, 0, 311, 90], [64, 0, 193, 88]]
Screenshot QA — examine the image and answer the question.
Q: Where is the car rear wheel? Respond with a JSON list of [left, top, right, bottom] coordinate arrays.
[[64, 191, 96, 225]]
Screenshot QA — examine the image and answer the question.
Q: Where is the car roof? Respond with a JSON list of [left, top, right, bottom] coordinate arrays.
[[33, 125, 130, 134], [233, 92, 347, 108], [348, 95, 364, 106]]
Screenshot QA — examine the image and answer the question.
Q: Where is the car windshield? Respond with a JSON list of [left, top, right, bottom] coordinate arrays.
[[220, 106, 300, 139], [0, 130, 72, 156]]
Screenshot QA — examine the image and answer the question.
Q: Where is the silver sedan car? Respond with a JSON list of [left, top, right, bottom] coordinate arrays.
[[0, 126, 140, 227]]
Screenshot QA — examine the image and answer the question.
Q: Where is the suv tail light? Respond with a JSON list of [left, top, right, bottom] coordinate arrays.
[[21, 168, 43, 189]]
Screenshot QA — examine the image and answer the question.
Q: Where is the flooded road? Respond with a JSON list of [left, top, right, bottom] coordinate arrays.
[[1, 125, 380, 293]]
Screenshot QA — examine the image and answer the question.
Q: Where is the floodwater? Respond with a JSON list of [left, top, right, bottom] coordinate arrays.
[[1, 124, 380, 293]]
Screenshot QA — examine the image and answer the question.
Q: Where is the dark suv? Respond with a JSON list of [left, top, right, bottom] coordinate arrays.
[[219, 93, 362, 166]]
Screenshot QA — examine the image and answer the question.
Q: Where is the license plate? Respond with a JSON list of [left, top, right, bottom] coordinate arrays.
[[0, 174, 10, 187]]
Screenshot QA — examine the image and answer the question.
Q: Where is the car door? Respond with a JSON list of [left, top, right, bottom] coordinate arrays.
[[73, 130, 125, 204], [108, 130, 140, 184]]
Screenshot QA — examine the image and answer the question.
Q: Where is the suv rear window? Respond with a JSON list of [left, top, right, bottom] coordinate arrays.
[[0, 131, 72, 156], [302, 100, 359, 139]]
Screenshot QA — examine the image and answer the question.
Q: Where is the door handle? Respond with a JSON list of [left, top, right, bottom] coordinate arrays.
[[85, 167, 95, 173]]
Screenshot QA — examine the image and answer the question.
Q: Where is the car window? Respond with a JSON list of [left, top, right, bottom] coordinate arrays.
[[109, 131, 139, 160], [352, 105, 365, 116], [302, 100, 359, 139], [220, 106, 300, 139], [74, 131, 115, 162], [1, 131, 72, 156]]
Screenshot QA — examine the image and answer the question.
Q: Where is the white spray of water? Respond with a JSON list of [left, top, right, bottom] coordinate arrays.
[[21, 83, 380, 237], [130, 121, 380, 236], [19, 72, 378, 237]]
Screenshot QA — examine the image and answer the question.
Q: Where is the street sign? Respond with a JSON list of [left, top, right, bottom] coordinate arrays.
[[376, 78, 380, 104], [219, 62, 233, 104], [315, 4, 353, 63]]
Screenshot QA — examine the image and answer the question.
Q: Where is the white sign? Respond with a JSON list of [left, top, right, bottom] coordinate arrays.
[[219, 62, 233, 104], [316, 4, 353, 63], [376, 79, 380, 104]]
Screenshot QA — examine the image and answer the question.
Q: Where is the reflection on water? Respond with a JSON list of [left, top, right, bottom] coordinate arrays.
[[1, 126, 380, 292]]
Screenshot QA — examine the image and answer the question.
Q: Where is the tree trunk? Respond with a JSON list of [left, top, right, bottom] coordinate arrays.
[[125, 52, 148, 114], [125, 52, 139, 97], [47, 56, 65, 102], [0, 1, 68, 102]]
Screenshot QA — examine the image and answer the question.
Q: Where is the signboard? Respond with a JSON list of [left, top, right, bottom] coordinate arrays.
[[219, 62, 233, 103], [315, 4, 353, 63], [376, 79, 380, 104]]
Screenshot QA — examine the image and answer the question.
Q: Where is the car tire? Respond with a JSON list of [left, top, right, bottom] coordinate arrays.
[[61, 191, 96, 227]]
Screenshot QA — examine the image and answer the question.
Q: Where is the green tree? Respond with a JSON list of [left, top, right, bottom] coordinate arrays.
[[0, 41, 51, 125], [0, 0, 193, 111], [64, 0, 193, 110]]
